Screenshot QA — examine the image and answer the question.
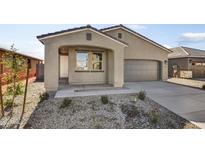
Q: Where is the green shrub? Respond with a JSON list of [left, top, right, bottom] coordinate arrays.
[[39, 92, 49, 103], [202, 85, 205, 89], [137, 90, 146, 101], [101, 96, 109, 104], [149, 108, 160, 124], [60, 98, 72, 109], [15, 82, 24, 95], [4, 98, 13, 108]]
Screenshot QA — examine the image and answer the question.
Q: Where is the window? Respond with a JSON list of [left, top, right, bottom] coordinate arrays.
[[118, 33, 122, 39], [92, 52, 102, 70], [86, 33, 92, 40], [76, 51, 88, 70]]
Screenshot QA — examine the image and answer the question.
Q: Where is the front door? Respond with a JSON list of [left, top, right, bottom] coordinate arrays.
[[60, 55, 69, 78]]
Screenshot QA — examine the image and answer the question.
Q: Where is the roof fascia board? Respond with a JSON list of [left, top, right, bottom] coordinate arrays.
[[38, 29, 86, 41], [38, 28, 128, 47]]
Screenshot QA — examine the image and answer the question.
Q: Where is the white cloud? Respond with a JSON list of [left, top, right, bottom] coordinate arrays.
[[126, 24, 146, 30], [181, 32, 205, 42], [163, 44, 172, 49]]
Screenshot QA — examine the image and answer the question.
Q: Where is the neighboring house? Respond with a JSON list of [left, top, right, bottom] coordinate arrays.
[[0, 47, 43, 84], [168, 46, 205, 78], [37, 24, 171, 91]]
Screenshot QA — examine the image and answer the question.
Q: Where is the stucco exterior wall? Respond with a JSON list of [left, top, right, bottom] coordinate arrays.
[[42, 29, 126, 91], [104, 29, 169, 81]]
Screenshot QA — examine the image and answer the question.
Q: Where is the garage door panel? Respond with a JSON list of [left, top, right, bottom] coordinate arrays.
[[124, 60, 159, 81]]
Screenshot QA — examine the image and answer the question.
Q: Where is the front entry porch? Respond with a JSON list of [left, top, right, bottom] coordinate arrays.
[[58, 45, 119, 88], [55, 83, 137, 98]]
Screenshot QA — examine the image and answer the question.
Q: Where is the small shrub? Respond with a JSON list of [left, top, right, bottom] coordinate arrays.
[[101, 96, 109, 104], [137, 90, 146, 101], [39, 92, 49, 103], [60, 98, 72, 109], [15, 82, 24, 95], [4, 98, 13, 108], [202, 85, 205, 89], [121, 104, 139, 118], [149, 108, 160, 124]]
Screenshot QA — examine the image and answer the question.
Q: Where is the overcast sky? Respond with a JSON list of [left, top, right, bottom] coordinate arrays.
[[0, 24, 205, 60]]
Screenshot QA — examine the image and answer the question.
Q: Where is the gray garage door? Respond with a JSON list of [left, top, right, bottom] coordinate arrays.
[[124, 60, 159, 81]]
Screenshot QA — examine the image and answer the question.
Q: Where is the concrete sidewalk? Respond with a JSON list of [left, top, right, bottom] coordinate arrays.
[[125, 81, 205, 128], [55, 87, 137, 98]]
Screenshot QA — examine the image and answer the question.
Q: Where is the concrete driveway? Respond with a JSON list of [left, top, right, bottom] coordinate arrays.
[[125, 81, 205, 128]]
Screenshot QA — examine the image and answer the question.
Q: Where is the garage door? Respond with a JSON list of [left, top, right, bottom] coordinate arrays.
[[124, 60, 159, 81]]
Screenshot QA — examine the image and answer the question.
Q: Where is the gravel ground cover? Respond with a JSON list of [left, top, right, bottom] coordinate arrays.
[[26, 93, 199, 129], [0, 81, 45, 129]]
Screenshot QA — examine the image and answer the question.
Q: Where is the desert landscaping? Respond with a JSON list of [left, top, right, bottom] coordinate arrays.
[[25, 92, 198, 129]]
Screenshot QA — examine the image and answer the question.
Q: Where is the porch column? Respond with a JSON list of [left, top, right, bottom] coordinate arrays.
[[113, 48, 124, 87], [44, 44, 59, 91], [162, 60, 168, 80]]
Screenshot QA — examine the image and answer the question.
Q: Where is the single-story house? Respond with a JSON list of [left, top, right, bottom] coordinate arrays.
[[168, 46, 205, 78], [0, 47, 43, 84], [37, 24, 171, 91]]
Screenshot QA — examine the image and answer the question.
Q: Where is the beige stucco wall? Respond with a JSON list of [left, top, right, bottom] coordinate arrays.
[[42, 29, 126, 91], [104, 29, 169, 81]]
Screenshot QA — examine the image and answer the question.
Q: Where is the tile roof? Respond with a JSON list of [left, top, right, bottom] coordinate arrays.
[[182, 46, 205, 57], [37, 25, 128, 46], [101, 24, 173, 53], [169, 46, 205, 58]]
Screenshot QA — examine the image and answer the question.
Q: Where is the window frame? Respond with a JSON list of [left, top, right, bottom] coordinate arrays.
[[91, 52, 103, 71], [76, 50, 89, 71], [75, 49, 104, 72]]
